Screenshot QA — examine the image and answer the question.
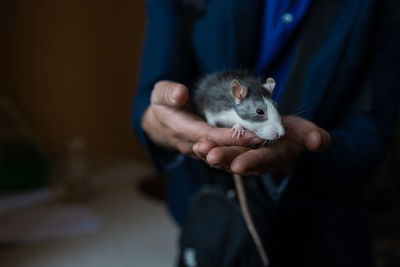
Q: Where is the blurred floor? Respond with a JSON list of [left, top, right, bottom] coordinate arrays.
[[0, 159, 179, 267], [0, 158, 399, 267]]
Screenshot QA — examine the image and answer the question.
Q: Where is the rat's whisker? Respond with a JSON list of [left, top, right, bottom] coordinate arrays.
[[261, 139, 268, 147], [275, 85, 284, 103], [282, 105, 312, 123], [287, 104, 312, 118], [283, 116, 298, 126], [286, 104, 306, 116], [283, 115, 296, 122]]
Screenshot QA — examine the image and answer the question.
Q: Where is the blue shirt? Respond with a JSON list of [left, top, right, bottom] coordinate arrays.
[[255, 0, 312, 103]]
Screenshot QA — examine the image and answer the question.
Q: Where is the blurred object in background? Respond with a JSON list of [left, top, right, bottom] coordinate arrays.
[[138, 174, 166, 202], [0, 201, 100, 245], [0, 96, 49, 191], [0, 159, 178, 267], [58, 136, 92, 202], [0, 189, 51, 215], [0, 0, 146, 159], [0, 1, 180, 265], [0, 97, 100, 248]]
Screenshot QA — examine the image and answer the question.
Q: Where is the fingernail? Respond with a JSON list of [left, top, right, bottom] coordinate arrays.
[[170, 87, 179, 104]]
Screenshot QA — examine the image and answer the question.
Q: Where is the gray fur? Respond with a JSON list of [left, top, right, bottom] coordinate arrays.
[[192, 71, 273, 123]]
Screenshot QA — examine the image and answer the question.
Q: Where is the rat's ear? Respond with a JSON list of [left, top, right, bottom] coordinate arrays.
[[230, 79, 247, 103], [263, 77, 276, 94]]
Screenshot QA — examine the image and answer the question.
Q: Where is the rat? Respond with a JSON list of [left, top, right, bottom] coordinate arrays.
[[192, 71, 285, 141], [191, 71, 285, 267]]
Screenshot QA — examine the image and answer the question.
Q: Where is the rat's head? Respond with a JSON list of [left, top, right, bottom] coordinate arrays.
[[230, 77, 285, 140]]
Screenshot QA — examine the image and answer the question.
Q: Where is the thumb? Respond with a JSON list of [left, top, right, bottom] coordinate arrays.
[[151, 81, 189, 108], [283, 116, 331, 152], [304, 128, 331, 152]]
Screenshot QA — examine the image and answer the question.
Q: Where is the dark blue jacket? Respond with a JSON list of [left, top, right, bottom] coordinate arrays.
[[132, 0, 400, 266]]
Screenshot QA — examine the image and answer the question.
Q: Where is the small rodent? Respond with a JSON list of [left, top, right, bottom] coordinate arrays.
[[192, 71, 285, 141]]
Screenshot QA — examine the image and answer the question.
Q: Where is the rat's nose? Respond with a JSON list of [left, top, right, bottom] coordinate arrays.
[[274, 126, 285, 139], [273, 132, 284, 140]]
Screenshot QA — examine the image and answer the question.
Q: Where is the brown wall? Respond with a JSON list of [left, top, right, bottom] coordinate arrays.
[[1, 0, 146, 158]]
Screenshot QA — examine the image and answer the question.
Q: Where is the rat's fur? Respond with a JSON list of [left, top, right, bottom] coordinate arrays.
[[192, 71, 285, 140]]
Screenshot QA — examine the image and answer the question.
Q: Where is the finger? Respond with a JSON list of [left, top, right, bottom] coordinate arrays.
[[153, 106, 263, 146], [230, 148, 273, 174], [173, 139, 196, 158], [205, 128, 264, 147], [206, 146, 249, 166], [193, 140, 216, 159], [151, 81, 189, 108], [171, 115, 261, 146], [283, 116, 331, 152], [305, 129, 331, 152]]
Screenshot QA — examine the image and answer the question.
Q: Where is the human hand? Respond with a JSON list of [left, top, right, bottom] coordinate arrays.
[[192, 116, 331, 175], [141, 81, 263, 157]]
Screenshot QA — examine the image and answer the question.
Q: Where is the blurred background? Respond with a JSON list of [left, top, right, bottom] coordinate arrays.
[[0, 1, 178, 266], [0, 0, 399, 267]]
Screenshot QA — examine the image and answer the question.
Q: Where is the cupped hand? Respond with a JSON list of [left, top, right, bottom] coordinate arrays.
[[141, 81, 263, 157], [192, 116, 331, 175]]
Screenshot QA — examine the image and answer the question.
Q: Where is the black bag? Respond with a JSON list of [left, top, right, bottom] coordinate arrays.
[[178, 179, 279, 267]]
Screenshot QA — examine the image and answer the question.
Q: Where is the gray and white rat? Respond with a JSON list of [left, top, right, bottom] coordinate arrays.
[[192, 71, 285, 141]]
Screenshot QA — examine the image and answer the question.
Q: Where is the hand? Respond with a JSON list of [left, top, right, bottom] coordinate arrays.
[[192, 116, 331, 175], [141, 81, 263, 157]]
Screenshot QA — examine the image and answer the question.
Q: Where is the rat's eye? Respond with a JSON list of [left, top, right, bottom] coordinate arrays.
[[256, 109, 264, 115]]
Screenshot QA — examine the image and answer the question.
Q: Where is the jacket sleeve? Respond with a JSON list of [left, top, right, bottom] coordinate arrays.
[[131, 0, 196, 171]]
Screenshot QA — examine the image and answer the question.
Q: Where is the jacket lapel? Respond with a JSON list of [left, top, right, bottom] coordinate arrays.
[[279, 0, 374, 122], [278, 0, 341, 117]]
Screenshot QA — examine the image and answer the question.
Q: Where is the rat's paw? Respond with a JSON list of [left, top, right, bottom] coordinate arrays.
[[230, 123, 245, 139]]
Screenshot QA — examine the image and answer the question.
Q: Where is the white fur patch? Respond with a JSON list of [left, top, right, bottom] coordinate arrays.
[[204, 100, 285, 140], [204, 109, 240, 128]]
